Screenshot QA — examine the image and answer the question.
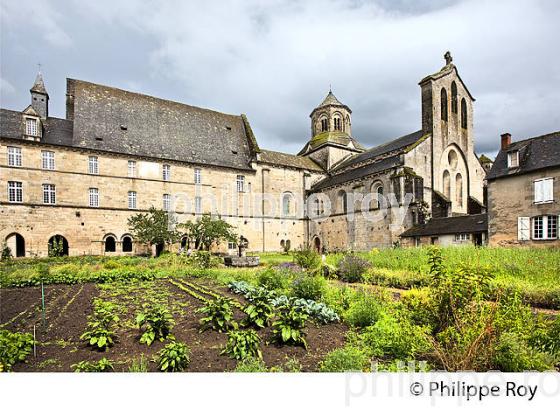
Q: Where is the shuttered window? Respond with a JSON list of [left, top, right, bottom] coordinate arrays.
[[518, 217, 530, 241], [534, 178, 554, 203]]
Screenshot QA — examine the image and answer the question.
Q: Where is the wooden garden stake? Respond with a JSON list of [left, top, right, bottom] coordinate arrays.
[[33, 325, 37, 358], [41, 282, 46, 327]]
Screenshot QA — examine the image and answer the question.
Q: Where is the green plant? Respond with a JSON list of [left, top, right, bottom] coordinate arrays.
[[337, 255, 371, 283], [258, 268, 289, 291], [128, 354, 148, 372], [292, 275, 326, 301], [48, 237, 65, 257], [0, 330, 34, 372], [157, 341, 190, 372], [222, 329, 262, 360], [272, 307, 308, 348], [80, 299, 120, 351], [72, 358, 114, 372], [1, 241, 12, 261], [494, 332, 553, 372], [243, 290, 274, 328], [343, 293, 383, 328], [136, 304, 175, 346], [191, 251, 217, 269], [233, 356, 269, 372], [293, 247, 320, 270], [198, 296, 235, 332], [319, 346, 370, 372]]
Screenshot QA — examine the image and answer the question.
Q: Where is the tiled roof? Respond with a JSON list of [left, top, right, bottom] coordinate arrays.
[[400, 214, 488, 237], [486, 132, 560, 181], [30, 72, 47, 94], [259, 149, 323, 171]]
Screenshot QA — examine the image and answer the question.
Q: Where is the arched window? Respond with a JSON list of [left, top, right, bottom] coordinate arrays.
[[443, 170, 451, 200], [122, 236, 133, 252], [320, 116, 329, 132], [282, 192, 294, 216], [451, 82, 458, 114], [5, 233, 25, 257], [104, 235, 116, 252], [48, 235, 69, 256], [337, 190, 348, 214], [371, 182, 384, 209], [461, 98, 467, 129], [440, 88, 448, 121], [455, 173, 463, 206], [333, 115, 342, 131], [280, 239, 285, 248]]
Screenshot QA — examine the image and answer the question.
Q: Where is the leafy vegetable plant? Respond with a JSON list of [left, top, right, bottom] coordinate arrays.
[[222, 329, 262, 360], [136, 304, 175, 346], [72, 358, 114, 372], [272, 307, 308, 348], [198, 296, 235, 332], [158, 341, 190, 372], [0, 330, 34, 372]]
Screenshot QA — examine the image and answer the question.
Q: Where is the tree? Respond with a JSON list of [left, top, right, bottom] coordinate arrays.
[[179, 214, 237, 251], [128, 207, 180, 254]]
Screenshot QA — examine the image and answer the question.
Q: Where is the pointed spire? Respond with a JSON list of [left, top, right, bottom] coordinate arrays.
[[318, 89, 343, 108], [30, 70, 48, 95]]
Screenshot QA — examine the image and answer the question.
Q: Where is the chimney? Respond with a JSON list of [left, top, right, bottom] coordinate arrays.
[[501, 133, 511, 150]]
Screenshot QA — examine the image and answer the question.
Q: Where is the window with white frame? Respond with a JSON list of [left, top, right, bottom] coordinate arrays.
[[88, 156, 99, 174], [194, 168, 201, 184], [89, 188, 99, 207], [507, 151, 519, 168], [128, 160, 136, 177], [42, 151, 55, 170], [163, 194, 171, 211], [534, 178, 554, 204], [454, 233, 470, 242], [228, 242, 237, 250], [236, 175, 245, 193], [128, 191, 137, 209], [7, 146, 22, 167], [43, 184, 56, 204], [163, 164, 171, 181], [8, 181, 23, 203], [532, 215, 558, 240], [25, 118, 38, 136], [195, 196, 202, 214]]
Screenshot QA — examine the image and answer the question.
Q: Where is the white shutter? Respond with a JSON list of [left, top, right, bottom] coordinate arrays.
[[543, 178, 553, 202], [518, 216, 530, 241], [534, 180, 543, 203]]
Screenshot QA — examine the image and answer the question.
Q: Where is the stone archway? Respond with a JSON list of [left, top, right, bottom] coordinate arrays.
[[6, 233, 25, 257], [48, 235, 69, 256], [313, 236, 321, 253]]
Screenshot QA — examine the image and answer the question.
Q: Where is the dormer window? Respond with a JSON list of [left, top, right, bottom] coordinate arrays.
[[507, 151, 519, 168], [25, 118, 38, 136]]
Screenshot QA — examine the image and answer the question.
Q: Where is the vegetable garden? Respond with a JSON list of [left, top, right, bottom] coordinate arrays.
[[1, 246, 559, 372]]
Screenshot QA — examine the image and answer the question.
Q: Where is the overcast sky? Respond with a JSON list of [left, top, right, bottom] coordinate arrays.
[[1, 0, 559, 157]]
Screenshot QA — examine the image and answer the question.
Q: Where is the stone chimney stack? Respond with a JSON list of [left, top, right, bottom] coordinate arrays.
[[501, 133, 511, 150]]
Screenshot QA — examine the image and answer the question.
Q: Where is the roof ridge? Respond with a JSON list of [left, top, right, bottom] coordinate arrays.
[[508, 130, 560, 148]]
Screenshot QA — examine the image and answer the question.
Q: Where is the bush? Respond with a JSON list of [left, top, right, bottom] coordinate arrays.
[[198, 297, 235, 332], [158, 341, 190, 372], [319, 346, 370, 372], [103, 259, 121, 270], [337, 255, 371, 283], [272, 307, 308, 348], [191, 251, 217, 269], [344, 293, 383, 328], [494, 332, 553, 371], [358, 314, 431, 360], [292, 275, 326, 301], [399, 288, 435, 328], [222, 329, 262, 360], [258, 268, 289, 291], [1, 242, 12, 261], [293, 247, 320, 270], [72, 358, 114, 372], [136, 304, 175, 346], [0, 330, 34, 372]]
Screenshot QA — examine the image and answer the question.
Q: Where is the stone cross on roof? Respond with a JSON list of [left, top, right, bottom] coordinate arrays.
[[444, 51, 453, 65]]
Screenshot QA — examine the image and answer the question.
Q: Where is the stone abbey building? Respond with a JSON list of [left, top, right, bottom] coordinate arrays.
[[1, 54, 488, 257]]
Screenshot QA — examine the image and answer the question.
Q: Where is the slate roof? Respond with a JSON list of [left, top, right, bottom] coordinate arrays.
[[30, 72, 48, 94], [310, 90, 352, 116], [331, 130, 426, 172], [298, 131, 365, 155], [311, 155, 403, 191], [1, 108, 73, 146], [486, 131, 560, 181], [400, 214, 488, 237], [259, 149, 323, 171]]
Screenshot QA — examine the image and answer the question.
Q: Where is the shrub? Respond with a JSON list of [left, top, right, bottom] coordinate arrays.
[[157, 342, 190, 372], [293, 247, 320, 270], [191, 251, 217, 269], [1, 242, 12, 261], [103, 259, 121, 270], [222, 329, 262, 360], [0, 330, 34, 372], [136, 304, 175, 346], [198, 296, 235, 332], [272, 307, 308, 348], [344, 293, 383, 328], [258, 268, 289, 291], [319, 346, 370, 372], [72, 358, 114, 372], [292, 275, 326, 301], [399, 288, 435, 328], [233, 356, 268, 372], [337, 255, 371, 283]]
